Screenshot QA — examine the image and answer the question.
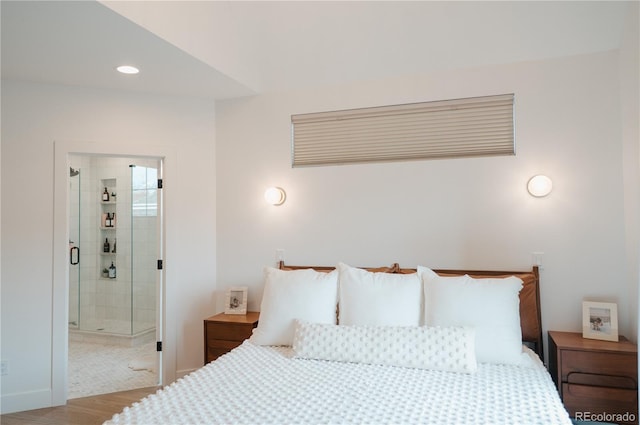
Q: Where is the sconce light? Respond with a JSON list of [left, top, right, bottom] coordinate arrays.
[[527, 175, 553, 197], [264, 187, 286, 206]]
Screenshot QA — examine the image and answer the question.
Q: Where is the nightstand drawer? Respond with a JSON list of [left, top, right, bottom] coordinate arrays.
[[209, 339, 243, 350], [563, 383, 638, 424], [207, 339, 242, 361], [562, 350, 637, 383], [568, 372, 637, 389], [206, 322, 254, 341]]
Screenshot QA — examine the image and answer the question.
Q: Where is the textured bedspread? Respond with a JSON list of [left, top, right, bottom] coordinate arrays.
[[105, 341, 572, 425]]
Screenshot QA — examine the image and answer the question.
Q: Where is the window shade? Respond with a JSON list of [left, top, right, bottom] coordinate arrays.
[[291, 93, 514, 167]]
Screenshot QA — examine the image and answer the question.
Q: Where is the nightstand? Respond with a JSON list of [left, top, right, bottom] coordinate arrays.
[[204, 312, 259, 364], [548, 331, 638, 425]]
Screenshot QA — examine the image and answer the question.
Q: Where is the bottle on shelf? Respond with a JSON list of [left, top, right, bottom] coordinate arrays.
[[103, 238, 110, 253], [108, 261, 116, 279], [102, 187, 110, 202], [105, 212, 111, 227], [112, 239, 117, 253]]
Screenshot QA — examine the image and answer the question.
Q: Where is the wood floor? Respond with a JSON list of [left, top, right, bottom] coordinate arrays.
[[0, 386, 159, 425]]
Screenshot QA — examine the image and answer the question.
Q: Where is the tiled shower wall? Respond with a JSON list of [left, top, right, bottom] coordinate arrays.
[[69, 155, 157, 336]]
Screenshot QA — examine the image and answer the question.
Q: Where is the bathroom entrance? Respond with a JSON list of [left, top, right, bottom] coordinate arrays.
[[67, 154, 163, 398]]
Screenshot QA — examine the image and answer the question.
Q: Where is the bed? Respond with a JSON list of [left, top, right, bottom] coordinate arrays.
[[105, 262, 572, 425]]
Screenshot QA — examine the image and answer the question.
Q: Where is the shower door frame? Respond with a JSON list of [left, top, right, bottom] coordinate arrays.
[[52, 140, 176, 406]]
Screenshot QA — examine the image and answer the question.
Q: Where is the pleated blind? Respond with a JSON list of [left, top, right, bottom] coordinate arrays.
[[291, 94, 514, 167]]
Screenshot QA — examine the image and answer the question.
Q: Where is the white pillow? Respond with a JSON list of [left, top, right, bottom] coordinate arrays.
[[418, 266, 524, 365], [292, 320, 477, 374], [338, 263, 421, 326], [250, 267, 338, 346]]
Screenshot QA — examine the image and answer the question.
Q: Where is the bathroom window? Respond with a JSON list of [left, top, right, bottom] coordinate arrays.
[[132, 166, 158, 217]]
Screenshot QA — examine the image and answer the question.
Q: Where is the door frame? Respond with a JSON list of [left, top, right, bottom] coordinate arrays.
[[52, 140, 176, 405]]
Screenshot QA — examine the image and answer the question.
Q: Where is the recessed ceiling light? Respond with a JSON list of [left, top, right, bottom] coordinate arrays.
[[116, 65, 139, 75]]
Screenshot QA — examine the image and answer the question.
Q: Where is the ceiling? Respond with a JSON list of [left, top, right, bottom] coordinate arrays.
[[1, 1, 630, 100], [0, 1, 255, 99]]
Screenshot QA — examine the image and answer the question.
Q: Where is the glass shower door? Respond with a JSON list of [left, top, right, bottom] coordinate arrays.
[[130, 163, 160, 335], [68, 168, 81, 328]]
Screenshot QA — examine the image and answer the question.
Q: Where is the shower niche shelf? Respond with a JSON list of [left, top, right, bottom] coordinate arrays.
[[99, 178, 117, 281]]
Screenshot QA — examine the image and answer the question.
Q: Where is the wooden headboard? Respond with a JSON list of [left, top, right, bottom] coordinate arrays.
[[278, 261, 543, 358]]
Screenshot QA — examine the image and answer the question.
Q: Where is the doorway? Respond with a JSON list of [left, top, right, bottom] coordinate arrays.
[[67, 154, 163, 398]]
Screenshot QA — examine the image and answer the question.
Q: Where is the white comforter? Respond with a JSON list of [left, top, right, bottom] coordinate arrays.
[[105, 341, 572, 425]]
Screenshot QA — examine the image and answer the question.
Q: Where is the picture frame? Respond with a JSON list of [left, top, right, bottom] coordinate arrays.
[[582, 301, 618, 342], [225, 286, 248, 315]]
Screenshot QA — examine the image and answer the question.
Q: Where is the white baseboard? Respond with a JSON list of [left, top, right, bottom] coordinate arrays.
[[1, 388, 55, 415]]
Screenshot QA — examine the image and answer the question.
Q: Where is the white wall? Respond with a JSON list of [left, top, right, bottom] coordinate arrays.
[[216, 51, 634, 355], [0, 81, 217, 413], [620, 1, 640, 343]]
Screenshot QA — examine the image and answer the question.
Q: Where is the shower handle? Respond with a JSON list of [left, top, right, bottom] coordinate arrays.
[[70, 246, 79, 265]]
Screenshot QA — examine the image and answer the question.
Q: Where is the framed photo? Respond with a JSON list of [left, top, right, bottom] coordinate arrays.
[[225, 286, 248, 315], [582, 301, 618, 342]]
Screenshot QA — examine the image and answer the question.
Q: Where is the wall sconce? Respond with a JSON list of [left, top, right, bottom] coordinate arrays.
[[527, 175, 553, 197], [264, 187, 286, 206]]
